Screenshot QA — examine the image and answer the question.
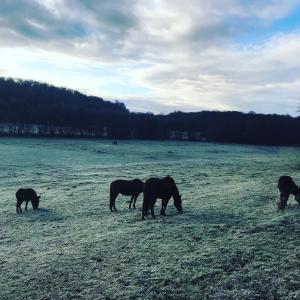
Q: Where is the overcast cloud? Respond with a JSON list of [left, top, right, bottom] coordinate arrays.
[[0, 0, 300, 115]]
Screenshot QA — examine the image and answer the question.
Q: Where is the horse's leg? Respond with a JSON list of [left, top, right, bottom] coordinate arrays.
[[109, 196, 113, 212], [16, 203, 19, 214], [160, 199, 166, 215], [282, 193, 289, 209], [133, 194, 138, 209], [151, 198, 156, 219], [151, 205, 156, 219], [110, 192, 118, 212], [163, 199, 170, 216], [278, 193, 285, 210], [141, 199, 147, 220], [142, 195, 150, 220], [160, 199, 169, 216], [129, 195, 134, 209], [25, 201, 28, 211], [113, 200, 118, 211]]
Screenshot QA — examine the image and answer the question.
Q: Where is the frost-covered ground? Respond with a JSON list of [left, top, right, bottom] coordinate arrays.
[[1, 138, 300, 299]]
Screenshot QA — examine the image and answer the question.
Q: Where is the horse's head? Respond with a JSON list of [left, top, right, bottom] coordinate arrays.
[[174, 194, 183, 213], [32, 194, 41, 209]]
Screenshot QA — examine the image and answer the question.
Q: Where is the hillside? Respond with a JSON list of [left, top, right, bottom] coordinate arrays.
[[0, 78, 129, 128], [1, 77, 300, 145]]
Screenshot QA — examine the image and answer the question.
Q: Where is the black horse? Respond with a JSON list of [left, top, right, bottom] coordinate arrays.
[[16, 188, 40, 214], [277, 176, 300, 210], [142, 176, 182, 220], [109, 179, 144, 212]]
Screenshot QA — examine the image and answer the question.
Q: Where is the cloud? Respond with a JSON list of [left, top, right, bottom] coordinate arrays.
[[0, 68, 7, 75], [0, 0, 300, 115]]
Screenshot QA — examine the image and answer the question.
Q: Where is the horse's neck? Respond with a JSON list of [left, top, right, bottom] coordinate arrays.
[[158, 180, 178, 199]]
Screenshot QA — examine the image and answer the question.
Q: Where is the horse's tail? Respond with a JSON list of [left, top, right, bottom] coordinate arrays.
[[142, 192, 151, 217]]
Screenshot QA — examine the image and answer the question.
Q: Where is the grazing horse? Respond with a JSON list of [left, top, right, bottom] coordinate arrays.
[[277, 176, 300, 210], [142, 176, 182, 220], [109, 179, 144, 212], [16, 188, 40, 214]]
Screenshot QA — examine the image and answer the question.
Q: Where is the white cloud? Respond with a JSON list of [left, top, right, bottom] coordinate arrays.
[[0, 0, 300, 115]]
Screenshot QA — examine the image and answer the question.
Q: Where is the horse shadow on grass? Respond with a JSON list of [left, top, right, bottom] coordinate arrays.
[[174, 209, 244, 225], [136, 206, 244, 225], [18, 207, 65, 222]]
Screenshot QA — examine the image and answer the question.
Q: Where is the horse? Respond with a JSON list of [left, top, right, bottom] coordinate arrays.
[[142, 176, 182, 220], [16, 188, 40, 214], [277, 176, 300, 210], [109, 179, 144, 212]]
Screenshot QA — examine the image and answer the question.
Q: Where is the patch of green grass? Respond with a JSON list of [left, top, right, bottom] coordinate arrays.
[[0, 139, 300, 299]]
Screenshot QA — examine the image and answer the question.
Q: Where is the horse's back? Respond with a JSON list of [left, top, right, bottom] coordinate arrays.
[[144, 176, 175, 198], [16, 188, 36, 199], [144, 178, 161, 195], [110, 179, 143, 195]]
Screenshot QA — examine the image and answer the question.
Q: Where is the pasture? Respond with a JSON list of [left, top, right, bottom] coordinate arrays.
[[0, 138, 300, 299]]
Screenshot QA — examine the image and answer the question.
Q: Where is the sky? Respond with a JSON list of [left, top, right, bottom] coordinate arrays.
[[1, 0, 300, 115]]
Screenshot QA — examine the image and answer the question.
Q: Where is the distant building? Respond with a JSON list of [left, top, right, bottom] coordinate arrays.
[[169, 130, 189, 140], [189, 131, 202, 141]]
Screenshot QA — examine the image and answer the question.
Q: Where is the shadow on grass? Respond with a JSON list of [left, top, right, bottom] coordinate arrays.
[[136, 208, 243, 225], [18, 207, 65, 222], [285, 203, 300, 211], [179, 209, 243, 225]]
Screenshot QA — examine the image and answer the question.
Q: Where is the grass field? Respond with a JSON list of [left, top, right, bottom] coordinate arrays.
[[1, 138, 300, 299]]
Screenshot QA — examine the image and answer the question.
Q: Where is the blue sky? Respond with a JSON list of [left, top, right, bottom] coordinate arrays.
[[235, 7, 300, 45], [1, 0, 300, 115]]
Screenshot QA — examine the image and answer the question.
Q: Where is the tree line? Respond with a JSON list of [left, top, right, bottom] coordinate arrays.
[[1, 77, 300, 145]]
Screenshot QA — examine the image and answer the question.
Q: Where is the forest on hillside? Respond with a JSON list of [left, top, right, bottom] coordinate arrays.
[[1, 77, 300, 145]]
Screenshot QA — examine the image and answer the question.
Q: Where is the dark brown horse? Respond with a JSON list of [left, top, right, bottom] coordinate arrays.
[[277, 176, 300, 210], [109, 179, 144, 212], [16, 188, 40, 214], [142, 176, 182, 220]]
